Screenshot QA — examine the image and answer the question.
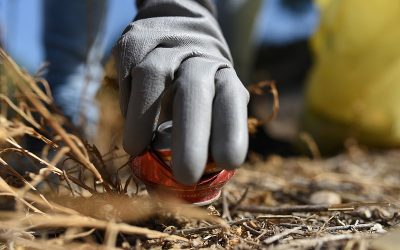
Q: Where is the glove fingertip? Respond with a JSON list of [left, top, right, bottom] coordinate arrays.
[[122, 117, 161, 157], [172, 152, 207, 185], [122, 130, 149, 157], [212, 138, 248, 170]]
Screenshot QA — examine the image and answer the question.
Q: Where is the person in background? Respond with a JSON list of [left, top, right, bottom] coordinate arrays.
[[2, 0, 327, 184]]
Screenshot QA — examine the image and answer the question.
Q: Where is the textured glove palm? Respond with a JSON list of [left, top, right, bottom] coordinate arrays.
[[115, 0, 249, 185]]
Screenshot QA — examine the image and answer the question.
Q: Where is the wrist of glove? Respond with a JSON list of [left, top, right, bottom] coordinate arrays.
[[136, 0, 217, 15], [115, 0, 249, 185]]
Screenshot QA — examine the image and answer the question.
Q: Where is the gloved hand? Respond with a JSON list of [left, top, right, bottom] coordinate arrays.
[[114, 0, 249, 185]]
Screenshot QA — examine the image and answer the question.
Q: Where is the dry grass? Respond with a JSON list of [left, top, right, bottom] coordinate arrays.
[[0, 48, 399, 249]]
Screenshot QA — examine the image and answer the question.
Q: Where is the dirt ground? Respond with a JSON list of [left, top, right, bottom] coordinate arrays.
[[126, 147, 400, 249]]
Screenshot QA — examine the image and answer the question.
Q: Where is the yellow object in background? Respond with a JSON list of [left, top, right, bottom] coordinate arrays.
[[303, 0, 400, 151]]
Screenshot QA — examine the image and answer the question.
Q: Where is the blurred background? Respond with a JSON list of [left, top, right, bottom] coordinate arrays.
[[0, 0, 135, 73], [1, 0, 399, 156]]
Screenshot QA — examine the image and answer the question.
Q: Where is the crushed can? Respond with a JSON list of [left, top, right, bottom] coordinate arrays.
[[131, 121, 236, 206]]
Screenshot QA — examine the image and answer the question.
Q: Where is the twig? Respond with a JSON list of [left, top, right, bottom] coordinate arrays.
[[230, 187, 249, 213], [316, 214, 336, 235], [255, 230, 270, 241], [222, 190, 232, 221], [105, 220, 118, 248], [62, 228, 96, 242], [123, 174, 134, 194], [271, 233, 376, 250], [263, 226, 302, 245], [2, 214, 187, 242], [4, 138, 63, 176], [63, 170, 76, 197], [248, 81, 279, 122], [0, 156, 36, 189], [242, 222, 262, 236], [0, 94, 40, 128], [324, 223, 376, 232], [0, 177, 45, 214], [299, 132, 321, 159], [256, 215, 302, 220], [35, 78, 53, 99], [65, 175, 96, 194], [177, 217, 253, 235], [236, 204, 354, 214]]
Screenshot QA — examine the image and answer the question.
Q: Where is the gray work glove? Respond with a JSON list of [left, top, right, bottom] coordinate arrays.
[[115, 0, 249, 185]]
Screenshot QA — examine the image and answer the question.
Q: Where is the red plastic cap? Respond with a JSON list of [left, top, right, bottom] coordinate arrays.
[[131, 150, 235, 205]]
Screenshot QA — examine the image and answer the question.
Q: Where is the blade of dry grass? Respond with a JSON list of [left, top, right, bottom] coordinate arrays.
[[13, 214, 187, 242], [0, 94, 41, 129]]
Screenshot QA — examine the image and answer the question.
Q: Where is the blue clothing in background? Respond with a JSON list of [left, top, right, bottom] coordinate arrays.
[[44, 0, 108, 125], [0, 0, 136, 129], [0, 0, 44, 73], [255, 0, 319, 45], [0, 0, 135, 72]]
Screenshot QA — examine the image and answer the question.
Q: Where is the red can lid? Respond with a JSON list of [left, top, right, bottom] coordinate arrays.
[[131, 150, 235, 205]]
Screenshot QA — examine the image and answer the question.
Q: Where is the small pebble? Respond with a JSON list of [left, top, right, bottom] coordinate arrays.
[[310, 191, 341, 205], [163, 226, 177, 234], [371, 223, 387, 234]]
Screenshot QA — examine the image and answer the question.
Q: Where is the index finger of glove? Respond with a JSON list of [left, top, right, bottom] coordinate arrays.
[[122, 48, 184, 156]]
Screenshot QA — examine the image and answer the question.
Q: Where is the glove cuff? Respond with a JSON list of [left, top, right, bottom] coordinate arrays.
[[136, 0, 217, 16]]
